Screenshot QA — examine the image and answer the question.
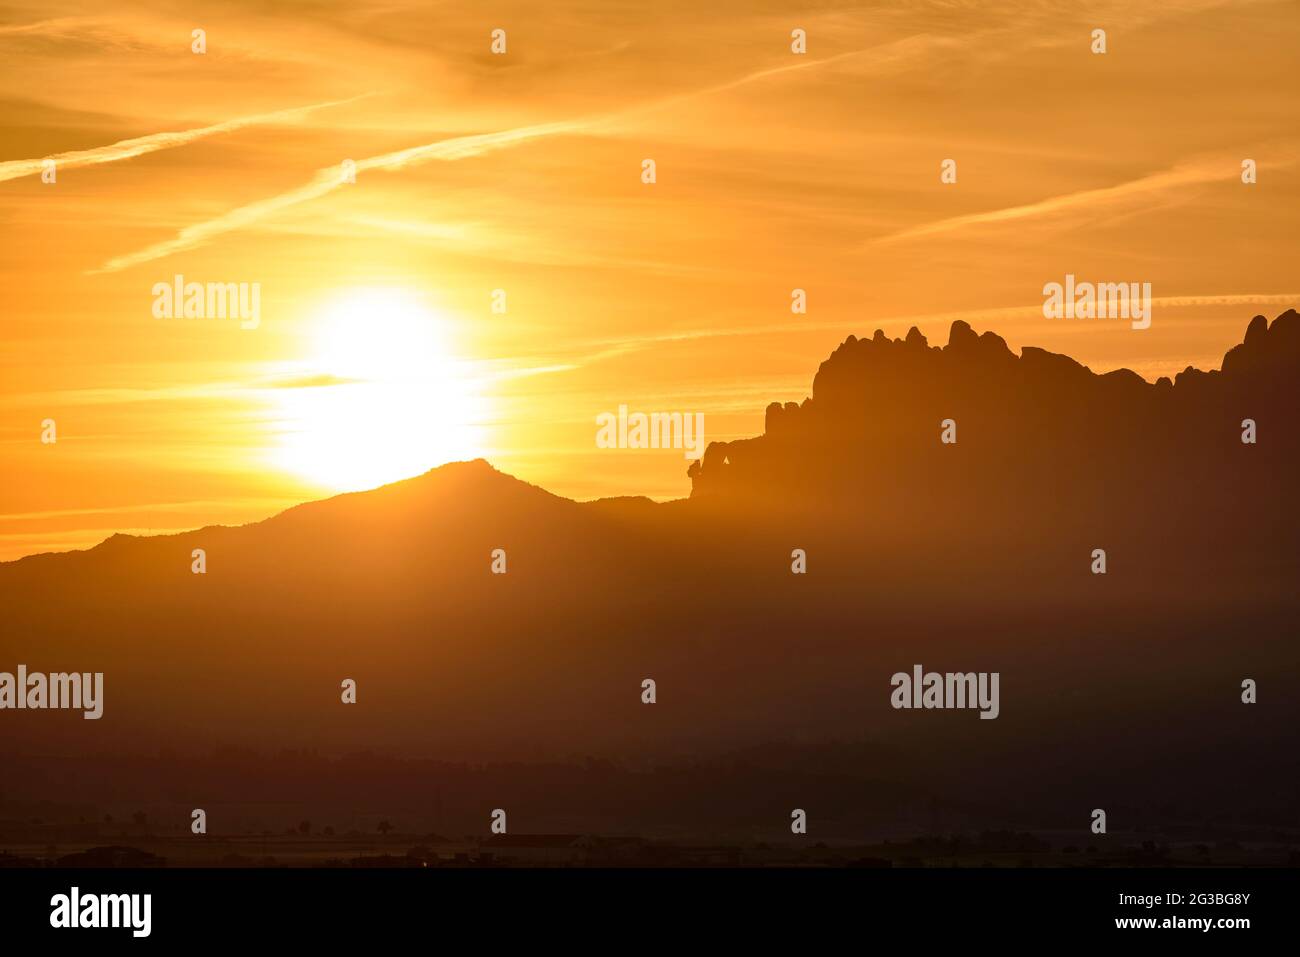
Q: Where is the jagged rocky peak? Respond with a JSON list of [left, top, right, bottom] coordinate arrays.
[[690, 310, 1300, 499], [764, 399, 804, 434], [1221, 309, 1298, 378], [947, 318, 979, 351]]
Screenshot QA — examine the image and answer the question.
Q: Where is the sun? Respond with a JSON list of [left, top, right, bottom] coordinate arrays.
[[271, 288, 486, 492]]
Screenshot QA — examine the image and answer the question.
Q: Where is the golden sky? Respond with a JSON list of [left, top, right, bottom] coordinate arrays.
[[1, 0, 1298, 560]]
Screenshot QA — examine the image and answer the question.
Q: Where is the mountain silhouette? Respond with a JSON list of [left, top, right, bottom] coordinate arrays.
[[2, 313, 1296, 843]]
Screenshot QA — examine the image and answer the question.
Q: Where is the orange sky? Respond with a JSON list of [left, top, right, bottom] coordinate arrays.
[[2, 0, 1298, 560]]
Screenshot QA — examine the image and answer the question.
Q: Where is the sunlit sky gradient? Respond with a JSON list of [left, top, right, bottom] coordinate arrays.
[[2, 0, 1298, 559]]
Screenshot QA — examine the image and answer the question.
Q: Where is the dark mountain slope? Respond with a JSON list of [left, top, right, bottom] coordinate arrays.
[[1, 313, 1296, 838]]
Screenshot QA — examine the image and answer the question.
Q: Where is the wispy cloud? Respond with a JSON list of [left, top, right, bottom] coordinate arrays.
[[0, 16, 97, 37], [91, 118, 590, 273], [0, 96, 367, 185], [868, 153, 1297, 247], [562, 294, 1300, 361], [90, 48, 872, 273]]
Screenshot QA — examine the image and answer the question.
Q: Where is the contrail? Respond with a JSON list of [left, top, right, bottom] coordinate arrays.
[[0, 95, 369, 185], [91, 119, 587, 273], [867, 153, 1297, 247]]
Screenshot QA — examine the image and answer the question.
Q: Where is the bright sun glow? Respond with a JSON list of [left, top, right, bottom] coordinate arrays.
[[272, 288, 485, 491]]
